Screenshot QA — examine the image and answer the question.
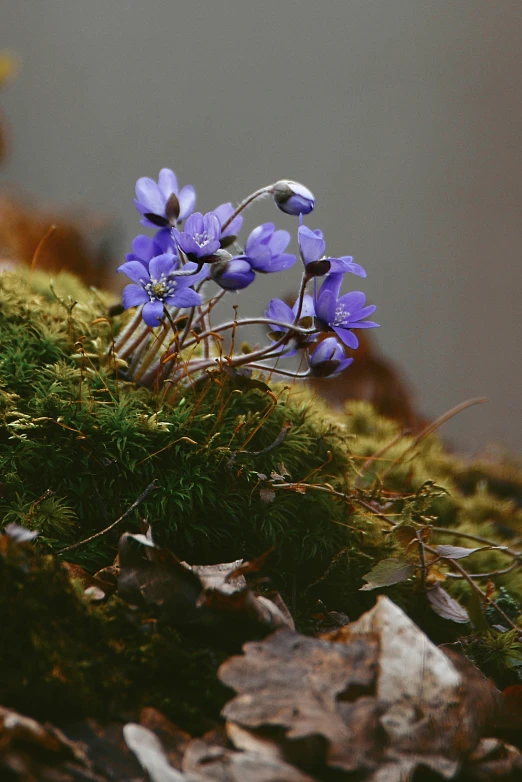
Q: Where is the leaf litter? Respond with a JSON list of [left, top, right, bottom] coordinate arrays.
[[2, 528, 522, 780]]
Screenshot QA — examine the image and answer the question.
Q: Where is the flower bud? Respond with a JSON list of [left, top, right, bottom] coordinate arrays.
[[210, 254, 255, 291], [309, 337, 353, 377], [273, 180, 315, 216]]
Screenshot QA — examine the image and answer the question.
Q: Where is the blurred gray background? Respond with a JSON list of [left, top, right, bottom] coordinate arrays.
[[1, 0, 521, 453]]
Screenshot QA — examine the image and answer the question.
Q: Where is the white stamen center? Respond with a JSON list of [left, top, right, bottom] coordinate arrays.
[[144, 274, 177, 302], [334, 304, 350, 326]]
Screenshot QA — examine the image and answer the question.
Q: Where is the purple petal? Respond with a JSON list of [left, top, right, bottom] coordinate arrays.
[[349, 320, 380, 329], [245, 223, 274, 254], [132, 234, 155, 257], [265, 298, 294, 328], [175, 231, 201, 258], [167, 287, 202, 308], [142, 300, 164, 327], [318, 273, 344, 302], [178, 185, 197, 220], [199, 239, 221, 257], [315, 289, 337, 325], [153, 228, 178, 257], [158, 168, 179, 199], [268, 229, 291, 256], [298, 225, 326, 264], [354, 304, 377, 320], [337, 291, 366, 314], [258, 253, 296, 273], [293, 293, 316, 322], [333, 326, 359, 350], [327, 257, 367, 278], [135, 177, 165, 215], [311, 337, 343, 365], [246, 246, 272, 269], [122, 284, 149, 309], [204, 212, 222, 241], [149, 253, 176, 280], [184, 212, 204, 236], [117, 261, 150, 285], [214, 202, 244, 237], [216, 259, 256, 290]]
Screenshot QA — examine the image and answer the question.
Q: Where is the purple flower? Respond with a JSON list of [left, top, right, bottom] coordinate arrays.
[[298, 224, 366, 278], [211, 257, 255, 291], [265, 295, 315, 334], [273, 180, 315, 216], [134, 168, 196, 229], [264, 294, 315, 355], [213, 202, 244, 247], [125, 230, 178, 269], [242, 223, 296, 273], [118, 254, 203, 327], [309, 337, 353, 377], [314, 273, 378, 349], [174, 211, 221, 261]]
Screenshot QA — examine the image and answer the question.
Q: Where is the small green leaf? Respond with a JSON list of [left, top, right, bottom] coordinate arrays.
[[360, 557, 415, 591]]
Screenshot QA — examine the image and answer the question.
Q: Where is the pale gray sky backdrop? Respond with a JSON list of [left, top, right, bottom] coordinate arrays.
[[1, 0, 521, 453]]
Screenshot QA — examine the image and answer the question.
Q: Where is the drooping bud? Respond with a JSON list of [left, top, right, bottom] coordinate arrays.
[[309, 337, 353, 378], [210, 252, 256, 291], [273, 180, 315, 216]]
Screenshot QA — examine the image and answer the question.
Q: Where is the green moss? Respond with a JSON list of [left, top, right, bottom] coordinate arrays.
[[0, 533, 230, 733]]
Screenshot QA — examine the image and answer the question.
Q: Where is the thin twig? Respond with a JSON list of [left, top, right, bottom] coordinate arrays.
[[380, 398, 488, 480], [59, 479, 158, 554]]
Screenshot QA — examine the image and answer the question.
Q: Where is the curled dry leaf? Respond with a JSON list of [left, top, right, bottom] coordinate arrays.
[[427, 584, 470, 623]]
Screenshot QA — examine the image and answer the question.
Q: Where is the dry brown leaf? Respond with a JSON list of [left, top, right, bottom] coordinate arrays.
[[118, 529, 293, 637], [139, 707, 191, 771], [220, 597, 501, 781], [182, 737, 317, 782], [220, 628, 380, 774]]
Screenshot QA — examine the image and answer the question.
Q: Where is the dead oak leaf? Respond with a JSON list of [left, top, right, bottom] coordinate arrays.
[[219, 628, 380, 774]]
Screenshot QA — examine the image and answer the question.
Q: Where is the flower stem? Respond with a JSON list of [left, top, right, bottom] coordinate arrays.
[[220, 184, 276, 232]]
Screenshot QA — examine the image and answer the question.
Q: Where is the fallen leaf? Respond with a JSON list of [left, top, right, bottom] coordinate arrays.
[[182, 737, 317, 781], [139, 708, 191, 772], [123, 723, 185, 781], [118, 528, 293, 637], [220, 597, 499, 780], [427, 584, 470, 623], [220, 628, 380, 774]]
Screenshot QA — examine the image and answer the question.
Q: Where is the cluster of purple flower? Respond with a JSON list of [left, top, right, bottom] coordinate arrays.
[[116, 168, 378, 383]]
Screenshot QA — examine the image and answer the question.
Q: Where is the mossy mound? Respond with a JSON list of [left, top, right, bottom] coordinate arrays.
[[1, 269, 522, 727], [0, 270, 356, 586]]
